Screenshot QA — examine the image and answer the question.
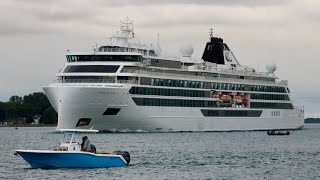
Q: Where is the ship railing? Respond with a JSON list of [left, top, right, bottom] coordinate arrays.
[[183, 64, 271, 77], [54, 79, 138, 84], [121, 69, 286, 85], [216, 68, 269, 77], [97, 46, 159, 57]]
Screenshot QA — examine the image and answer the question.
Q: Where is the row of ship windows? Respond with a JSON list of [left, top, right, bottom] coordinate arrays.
[[149, 78, 286, 93], [132, 98, 217, 107], [63, 65, 119, 73], [201, 110, 262, 117], [66, 55, 143, 62], [251, 94, 290, 101], [129, 87, 207, 97], [251, 86, 286, 93], [129, 87, 290, 101], [132, 97, 294, 109], [251, 102, 293, 109]]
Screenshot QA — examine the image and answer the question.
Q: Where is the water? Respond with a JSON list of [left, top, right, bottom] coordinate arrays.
[[1, 125, 320, 179]]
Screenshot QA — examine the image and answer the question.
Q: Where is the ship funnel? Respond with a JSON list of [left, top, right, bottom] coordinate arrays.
[[201, 31, 240, 66], [201, 37, 225, 65]]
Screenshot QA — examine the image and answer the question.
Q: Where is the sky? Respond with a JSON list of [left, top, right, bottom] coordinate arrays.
[[0, 0, 319, 117]]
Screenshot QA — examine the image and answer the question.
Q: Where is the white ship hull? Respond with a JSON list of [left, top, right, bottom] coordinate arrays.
[[44, 84, 304, 132]]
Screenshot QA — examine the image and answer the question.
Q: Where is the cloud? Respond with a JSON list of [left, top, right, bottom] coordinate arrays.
[[1, 0, 319, 37], [8, 0, 291, 7], [96, 0, 290, 7], [0, 0, 294, 36]]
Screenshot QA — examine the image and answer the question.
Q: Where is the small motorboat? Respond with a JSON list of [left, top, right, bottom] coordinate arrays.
[[267, 130, 290, 136], [14, 129, 130, 169]]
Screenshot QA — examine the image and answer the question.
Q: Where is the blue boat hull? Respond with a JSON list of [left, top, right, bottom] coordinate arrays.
[[15, 150, 128, 169]]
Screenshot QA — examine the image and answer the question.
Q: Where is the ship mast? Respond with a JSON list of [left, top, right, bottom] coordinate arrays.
[[112, 17, 134, 47], [209, 28, 213, 39]]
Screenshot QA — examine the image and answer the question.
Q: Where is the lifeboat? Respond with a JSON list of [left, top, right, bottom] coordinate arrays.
[[219, 94, 232, 103]]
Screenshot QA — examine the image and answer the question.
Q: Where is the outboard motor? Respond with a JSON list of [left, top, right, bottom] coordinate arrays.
[[114, 151, 130, 165]]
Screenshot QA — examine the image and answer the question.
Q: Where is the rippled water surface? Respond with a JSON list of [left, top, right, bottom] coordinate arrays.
[[1, 125, 320, 179]]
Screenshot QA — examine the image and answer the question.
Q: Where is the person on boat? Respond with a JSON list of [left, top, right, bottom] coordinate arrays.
[[81, 136, 96, 153], [81, 136, 91, 151]]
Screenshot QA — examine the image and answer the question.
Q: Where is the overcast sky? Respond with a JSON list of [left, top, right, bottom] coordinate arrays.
[[0, 0, 319, 117]]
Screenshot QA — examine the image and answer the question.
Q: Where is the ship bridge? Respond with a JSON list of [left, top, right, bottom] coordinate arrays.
[[66, 52, 143, 62]]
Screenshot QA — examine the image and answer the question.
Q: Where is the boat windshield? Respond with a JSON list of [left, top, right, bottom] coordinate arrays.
[[66, 55, 143, 62], [62, 133, 77, 143]]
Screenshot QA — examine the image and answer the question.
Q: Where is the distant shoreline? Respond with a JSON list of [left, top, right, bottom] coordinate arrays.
[[0, 124, 57, 128], [304, 118, 320, 123]]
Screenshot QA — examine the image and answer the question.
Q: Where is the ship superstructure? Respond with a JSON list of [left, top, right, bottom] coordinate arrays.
[[44, 19, 304, 131]]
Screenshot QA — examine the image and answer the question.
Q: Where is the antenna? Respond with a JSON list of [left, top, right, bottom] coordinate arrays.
[[209, 28, 213, 38], [92, 42, 98, 52]]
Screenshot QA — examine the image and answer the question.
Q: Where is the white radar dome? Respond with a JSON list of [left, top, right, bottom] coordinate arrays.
[[179, 45, 194, 57], [265, 64, 277, 73]]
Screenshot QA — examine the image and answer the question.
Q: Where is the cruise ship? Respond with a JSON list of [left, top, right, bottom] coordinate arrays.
[[43, 19, 304, 132]]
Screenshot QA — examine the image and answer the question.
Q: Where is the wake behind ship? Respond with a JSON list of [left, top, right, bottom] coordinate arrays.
[[43, 19, 304, 132]]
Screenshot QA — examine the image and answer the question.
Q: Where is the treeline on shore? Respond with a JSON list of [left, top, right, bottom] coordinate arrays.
[[304, 118, 320, 123], [0, 92, 57, 124]]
